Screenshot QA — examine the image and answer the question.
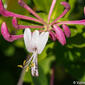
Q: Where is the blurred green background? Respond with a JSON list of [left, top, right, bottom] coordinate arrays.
[[0, 0, 85, 85]]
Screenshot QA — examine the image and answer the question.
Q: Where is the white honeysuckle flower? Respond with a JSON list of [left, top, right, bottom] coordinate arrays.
[[24, 28, 49, 54], [24, 28, 49, 76]]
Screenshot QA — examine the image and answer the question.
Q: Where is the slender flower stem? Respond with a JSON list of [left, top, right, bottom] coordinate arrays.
[[50, 68, 54, 85], [48, 0, 56, 23], [0, 0, 44, 24], [2, 10, 43, 23], [12, 17, 44, 29], [51, 9, 68, 25], [14, 25, 44, 29], [51, 2, 70, 25], [17, 68, 25, 85], [18, 0, 47, 25], [57, 20, 85, 25]]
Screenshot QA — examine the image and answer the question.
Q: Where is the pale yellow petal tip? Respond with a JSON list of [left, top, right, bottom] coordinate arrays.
[[17, 65, 23, 68], [23, 60, 26, 66]]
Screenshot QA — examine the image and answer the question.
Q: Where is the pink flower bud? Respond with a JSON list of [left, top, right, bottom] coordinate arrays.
[[1, 22, 23, 42], [53, 25, 66, 45], [84, 7, 85, 16], [62, 24, 71, 38], [12, 17, 19, 29], [49, 31, 56, 41]]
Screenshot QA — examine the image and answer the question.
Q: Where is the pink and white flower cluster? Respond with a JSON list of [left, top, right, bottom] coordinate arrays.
[[0, 0, 85, 76]]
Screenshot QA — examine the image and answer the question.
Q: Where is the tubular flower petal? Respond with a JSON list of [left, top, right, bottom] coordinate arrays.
[[62, 24, 71, 38], [12, 17, 44, 29], [60, 2, 70, 10], [49, 31, 56, 41], [1, 0, 85, 77], [30, 30, 39, 53], [12, 17, 19, 29], [51, 2, 70, 25], [57, 19, 85, 25], [38, 32, 49, 54], [53, 25, 66, 45], [24, 28, 49, 54], [1, 22, 23, 42], [24, 28, 49, 76], [24, 28, 32, 52], [0, 0, 44, 24], [18, 0, 46, 25], [48, 0, 56, 23]]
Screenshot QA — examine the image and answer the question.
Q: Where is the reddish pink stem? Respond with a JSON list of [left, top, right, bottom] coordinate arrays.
[[14, 25, 44, 29], [12, 17, 44, 29], [18, 0, 46, 25], [1, 22, 23, 42], [50, 68, 54, 85], [0, 0, 44, 24], [57, 19, 85, 25], [51, 9, 69, 25], [48, 0, 56, 23], [51, 2, 70, 25]]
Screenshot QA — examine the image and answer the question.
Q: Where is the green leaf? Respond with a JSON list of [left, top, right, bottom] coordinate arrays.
[[24, 71, 32, 83], [4, 46, 15, 57], [39, 56, 55, 74], [33, 0, 52, 13]]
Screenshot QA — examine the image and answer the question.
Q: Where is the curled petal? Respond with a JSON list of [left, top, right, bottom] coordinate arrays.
[[1, 22, 23, 42], [48, 0, 56, 23], [49, 31, 56, 41], [24, 28, 32, 52], [0, 0, 43, 23], [12, 17, 19, 29], [0, 0, 9, 16], [38, 32, 49, 54], [62, 24, 71, 38], [60, 2, 70, 10], [51, 2, 70, 25], [53, 25, 66, 45], [12, 17, 44, 29], [31, 30, 39, 53], [18, 0, 46, 25]]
